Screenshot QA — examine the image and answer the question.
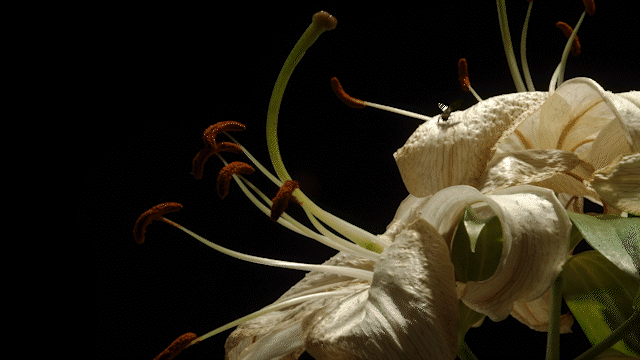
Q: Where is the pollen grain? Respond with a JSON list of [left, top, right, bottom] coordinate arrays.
[[270, 180, 300, 221], [217, 161, 256, 199]]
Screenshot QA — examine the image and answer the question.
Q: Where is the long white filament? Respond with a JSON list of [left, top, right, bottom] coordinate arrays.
[[164, 217, 374, 282], [549, 11, 586, 93], [192, 289, 357, 345]]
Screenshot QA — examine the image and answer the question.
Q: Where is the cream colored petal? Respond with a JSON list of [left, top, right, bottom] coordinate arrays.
[[225, 252, 374, 360], [305, 218, 458, 360], [590, 153, 640, 214], [413, 185, 571, 321], [492, 79, 639, 172], [511, 288, 574, 334], [394, 92, 547, 197], [480, 149, 595, 196]]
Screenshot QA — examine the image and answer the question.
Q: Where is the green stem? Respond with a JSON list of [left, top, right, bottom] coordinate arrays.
[[496, 0, 527, 92], [458, 339, 479, 360], [546, 273, 563, 360], [573, 311, 639, 360]]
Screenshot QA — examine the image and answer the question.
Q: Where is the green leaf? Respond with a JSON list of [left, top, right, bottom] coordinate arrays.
[[451, 206, 503, 283], [563, 250, 640, 356], [567, 212, 640, 279]]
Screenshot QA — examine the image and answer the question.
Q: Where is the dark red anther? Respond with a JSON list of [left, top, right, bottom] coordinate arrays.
[[270, 180, 300, 221], [133, 202, 184, 244], [582, 0, 595, 16], [154, 332, 198, 360], [202, 121, 246, 148], [556, 21, 581, 56], [191, 122, 246, 180], [458, 58, 471, 92], [216, 161, 255, 199], [331, 77, 366, 109]]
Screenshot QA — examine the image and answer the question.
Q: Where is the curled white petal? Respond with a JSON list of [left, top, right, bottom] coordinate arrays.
[[305, 218, 458, 360], [590, 153, 640, 214], [405, 185, 571, 321]]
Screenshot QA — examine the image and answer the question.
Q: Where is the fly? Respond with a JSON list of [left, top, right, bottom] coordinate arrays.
[[437, 99, 463, 122]]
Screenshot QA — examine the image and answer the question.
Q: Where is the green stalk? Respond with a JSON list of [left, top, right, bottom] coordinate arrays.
[[266, 12, 336, 182], [496, 0, 527, 92], [546, 273, 563, 360], [458, 340, 479, 360], [573, 311, 639, 360]]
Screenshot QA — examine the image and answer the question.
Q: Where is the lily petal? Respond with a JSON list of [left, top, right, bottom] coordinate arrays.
[[493, 78, 639, 171], [305, 218, 458, 360], [225, 252, 374, 360], [479, 149, 595, 196], [388, 185, 571, 321], [590, 153, 640, 214], [394, 92, 548, 197], [511, 288, 574, 334]]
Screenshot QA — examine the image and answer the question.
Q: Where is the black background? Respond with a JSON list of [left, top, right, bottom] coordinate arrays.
[[91, 2, 638, 359]]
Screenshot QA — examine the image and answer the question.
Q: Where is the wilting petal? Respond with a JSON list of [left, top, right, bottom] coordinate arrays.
[[388, 185, 571, 321], [480, 149, 595, 196], [590, 153, 640, 214], [225, 252, 373, 360], [305, 218, 458, 360], [493, 78, 639, 171], [511, 288, 574, 334], [394, 92, 548, 197]]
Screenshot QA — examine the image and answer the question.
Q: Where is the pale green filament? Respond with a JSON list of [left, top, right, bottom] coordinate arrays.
[[164, 217, 374, 282], [549, 11, 586, 93], [497, 0, 527, 93], [220, 137, 385, 257], [520, 1, 535, 91]]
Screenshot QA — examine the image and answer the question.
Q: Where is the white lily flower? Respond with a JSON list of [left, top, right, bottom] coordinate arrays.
[[136, 2, 637, 359]]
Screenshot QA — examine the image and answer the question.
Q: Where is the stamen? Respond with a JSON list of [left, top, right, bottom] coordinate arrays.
[[270, 180, 300, 221], [549, 11, 586, 92], [133, 202, 183, 244], [457, 58, 483, 102], [202, 121, 246, 148], [194, 289, 355, 344], [216, 152, 381, 260], [191, 147, 215, 180], [582, 0, 595, 16], [331, 77, 432, 121], [331, 77, 366, 109], [191, 122, 246, 180], [556, 22, 581, 56], [154, 332, 198, 360], [217, 161, 255, 199], [162, 216, 374, 281]]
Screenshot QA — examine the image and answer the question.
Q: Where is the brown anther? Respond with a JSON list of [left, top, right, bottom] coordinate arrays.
[[331, 77, 366, 109], [458, 58, 471, 92], [191, 146, 215, 180], [270, 180, 300, 221], [582, 0, 595, 16], [133, 202, 184, 244], [202, 121, 246, 148], [154, 332, 198, 360], [556, 21, 581, 56], [217, 161, 255, 199]]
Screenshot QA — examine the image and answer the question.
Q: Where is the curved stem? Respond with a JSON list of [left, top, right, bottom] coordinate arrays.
[[546, 273, 563, 360], [573, 311, 639, 360], [496, 0, 527, 92], [520, 1, 535, 91]]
